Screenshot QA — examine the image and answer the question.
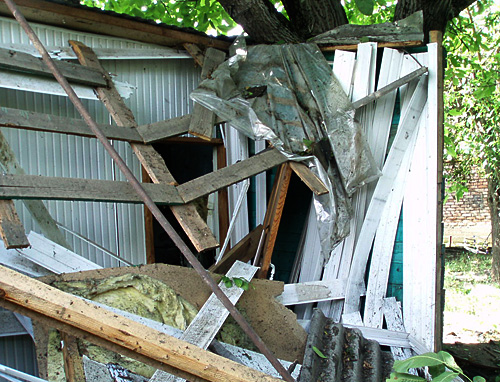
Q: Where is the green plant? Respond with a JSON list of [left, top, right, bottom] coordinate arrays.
[[220, 276, 252, 291], [386, 351, 486, 382]]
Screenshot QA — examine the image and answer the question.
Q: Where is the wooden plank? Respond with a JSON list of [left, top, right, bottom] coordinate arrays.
[[0, 47, 107, 87], [61, 332, 86, 382], [383, 297, 413, 360], [276, 279, 351, 306], [183, 43, 205, 67], [343, 75, 428, 315], [0, 265, 282, 382], [177, 148, 288, 204], [136, 114, 191, 143], [0, 199, 29, 249], [71, 41, 218, 252], [0, 173, 183, 205], [256, 163, 292, 279], [209, 225, 263, 274], [320, 40, 422, 53], [289, 161, 328, 196], [189, 48, 226, 140], [17, 231, 101, 274], [150, 261, 258, 382], [0, 0, 231, 50], [0, 106, 143, 142], [0, 130, 70, 249]]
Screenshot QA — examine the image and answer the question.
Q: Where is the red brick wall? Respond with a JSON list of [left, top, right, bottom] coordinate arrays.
[[443, 168, 491, 226]]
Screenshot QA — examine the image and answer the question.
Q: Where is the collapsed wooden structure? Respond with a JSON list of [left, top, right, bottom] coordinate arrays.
[[0, 1, 444, 381]]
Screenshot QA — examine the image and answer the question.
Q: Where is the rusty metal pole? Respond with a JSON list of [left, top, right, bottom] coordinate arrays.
[[2, 1, 295, 381]]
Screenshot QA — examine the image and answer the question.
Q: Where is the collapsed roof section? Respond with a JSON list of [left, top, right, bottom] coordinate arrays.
[[0, 3, 444, 382]]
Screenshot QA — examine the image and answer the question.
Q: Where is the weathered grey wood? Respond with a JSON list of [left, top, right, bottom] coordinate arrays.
[[0, 47, 107, 87], [177, 148, 288, 203], [149, 261, 258, 382], [183, 43, 205, 67], [310, 11, 424, 46], [0, 200, 29, 249], [136, 115, 191, 143], [0, 107, 143, 142], [0, 130, 70, 249], [189, 48, 226, 140], [71, 41, 218, 252], [0, 174, 183, 205]]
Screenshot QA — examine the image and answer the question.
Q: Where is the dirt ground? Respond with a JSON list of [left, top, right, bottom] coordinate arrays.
[[443, 247, 500, 381]]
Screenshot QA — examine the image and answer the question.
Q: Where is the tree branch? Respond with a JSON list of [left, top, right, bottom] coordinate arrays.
[[217, 0, 300, 43]]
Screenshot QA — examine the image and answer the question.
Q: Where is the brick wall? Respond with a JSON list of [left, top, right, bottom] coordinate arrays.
[[443, 168, 491, 226]]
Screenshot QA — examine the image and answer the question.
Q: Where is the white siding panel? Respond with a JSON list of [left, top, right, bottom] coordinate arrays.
[[0, 16, 200, 266]]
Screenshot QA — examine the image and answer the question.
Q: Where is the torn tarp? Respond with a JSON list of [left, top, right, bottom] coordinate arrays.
[[191, 38, 380, 260]]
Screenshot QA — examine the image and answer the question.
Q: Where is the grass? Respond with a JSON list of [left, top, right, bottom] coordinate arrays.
[[444, 248, 500, 343]]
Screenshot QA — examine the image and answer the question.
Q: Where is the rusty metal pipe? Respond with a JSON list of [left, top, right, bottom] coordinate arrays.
[[2, 1, 295, 381]]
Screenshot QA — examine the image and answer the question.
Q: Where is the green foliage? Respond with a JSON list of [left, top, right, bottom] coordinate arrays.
[[220, 276, 251, 290], [386, 351, 481, 382], [344, 0, 395, 24], [444, 0, 500, 201], [80, 0, 237, 35], [312, 345, 328, 358]]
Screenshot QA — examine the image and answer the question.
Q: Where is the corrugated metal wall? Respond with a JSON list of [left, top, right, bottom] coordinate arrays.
[[0, 16, 200, 267], [0, 335, 38, 382]]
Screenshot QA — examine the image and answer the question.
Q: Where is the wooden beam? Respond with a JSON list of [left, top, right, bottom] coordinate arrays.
[[188, 48, 226, 140], [0, 174, 183, 205], [0, 47, 107, 87], [177, 148, 288, 203], [209, 225, 263, 274], [0, 130, 70, 249], [183, 43, 205, 67], [70, 41, 218, 252], [256, 163, 292, 279], [0, 200, 29, 249], [0, 106, 143, 142], [61, 332, 86, 382], [0, 265, 282, 382], [289, 161, 328, 196], [150, 261, 258, 382], [0, 0, 231, 50], [136, 115, 191, 143]]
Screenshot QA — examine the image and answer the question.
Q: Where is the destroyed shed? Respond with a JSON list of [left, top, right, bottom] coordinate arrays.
[[0, 1, 444, 381]]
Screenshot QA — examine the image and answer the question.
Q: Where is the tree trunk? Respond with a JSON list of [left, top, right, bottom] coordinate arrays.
[[281, 0, 348, 39], [217, 0, 300, 43], [487, 176, 500, 282], [394, 0, 477, 35]]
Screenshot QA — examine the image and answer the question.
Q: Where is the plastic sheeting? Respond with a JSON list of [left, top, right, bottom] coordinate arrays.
[[191, 39, 380, 260]]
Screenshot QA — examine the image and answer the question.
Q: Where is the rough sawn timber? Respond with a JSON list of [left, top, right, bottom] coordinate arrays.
[[0, 265, 282, 382], [69, 40, 218, 252], [0, 199, 29, 248], [0, 173, 183, 205], [177, 148, 288, 203], [0, 106, 143, 143]]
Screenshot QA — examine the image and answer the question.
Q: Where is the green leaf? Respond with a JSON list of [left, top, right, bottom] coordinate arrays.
[[393, 353, 446, 373], [221, 276, 233, 288], [473, 377, 487, 382], [233, 277, 243, 288], [428, 364, 446, 378], [433, 371, 460, 382], [354, 0, 374, 15], [437, 351, 463, 373], [312, 346, 328, 359], [386, 372, 426, 381]]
